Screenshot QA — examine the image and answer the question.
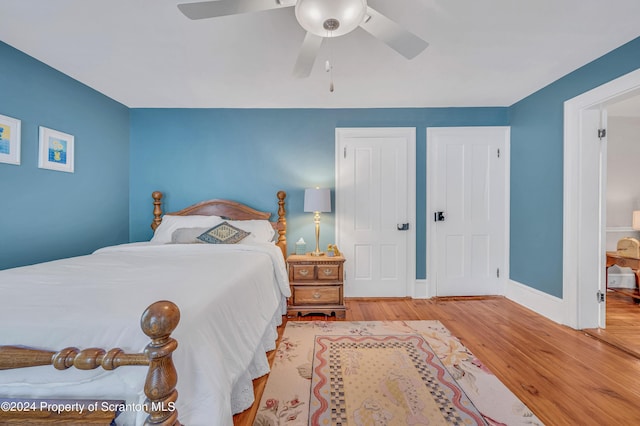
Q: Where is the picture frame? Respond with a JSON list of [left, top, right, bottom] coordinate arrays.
[[38, 126, 74, 173], [0, 114, 22, 165]]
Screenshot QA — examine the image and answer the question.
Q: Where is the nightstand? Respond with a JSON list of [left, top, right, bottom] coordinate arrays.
[[286, 254, 346, 319]]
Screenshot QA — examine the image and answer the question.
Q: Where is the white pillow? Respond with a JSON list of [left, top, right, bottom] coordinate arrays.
[[226, 219, 276, 243], [170, 227, 208, 244], [151, 215, 224, 244]]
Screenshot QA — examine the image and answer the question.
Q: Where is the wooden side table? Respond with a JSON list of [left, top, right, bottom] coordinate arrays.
[[286, 254, 346, 319], [606, 251, 640, 302]]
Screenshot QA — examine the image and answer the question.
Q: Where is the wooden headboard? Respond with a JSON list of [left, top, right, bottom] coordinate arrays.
[[150, 191, 287, 258]]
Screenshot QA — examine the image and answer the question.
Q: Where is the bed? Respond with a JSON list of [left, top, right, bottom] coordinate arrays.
[[0, 190, 289, 425]]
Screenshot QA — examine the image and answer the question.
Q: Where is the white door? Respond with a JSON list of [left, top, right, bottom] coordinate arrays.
[[427, 127, 509, 296], [336, 128, 416, 297], [578, 108, 608, 328]]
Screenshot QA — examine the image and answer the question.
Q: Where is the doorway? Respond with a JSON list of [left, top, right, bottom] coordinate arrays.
[[591, 95, 640, 357], [564, 68, 640, 330]]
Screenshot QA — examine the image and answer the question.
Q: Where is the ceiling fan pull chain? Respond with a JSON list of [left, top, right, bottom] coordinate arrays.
[[326, 30, 335, 93], [326, 59, 334, 92]]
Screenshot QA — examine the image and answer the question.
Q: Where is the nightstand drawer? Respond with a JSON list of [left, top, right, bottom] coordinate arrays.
[[294, 286, 340, 305], [291, 264, 315, 280], [316, 264, 340, 280]]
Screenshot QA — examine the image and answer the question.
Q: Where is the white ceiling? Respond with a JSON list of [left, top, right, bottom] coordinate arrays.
[[1, 0, 640, 108]]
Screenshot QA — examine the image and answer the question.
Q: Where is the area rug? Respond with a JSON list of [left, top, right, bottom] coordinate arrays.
[[253, 321, 543, 426]]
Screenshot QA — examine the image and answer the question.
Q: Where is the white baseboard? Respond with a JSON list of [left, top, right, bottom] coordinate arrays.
[[413, 279, 428, 299], [412, 278, 569, 327], [505, 279, 567, 326]]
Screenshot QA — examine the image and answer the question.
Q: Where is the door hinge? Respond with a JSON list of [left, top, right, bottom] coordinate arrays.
[[497, 148, 500, 158], [344, 146, 347, 158], [597, 290, 605, 303], [598, 128, 607, 139], [497, 268, 500, 278]]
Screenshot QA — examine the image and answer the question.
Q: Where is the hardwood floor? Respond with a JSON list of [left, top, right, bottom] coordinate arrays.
[[584, 290, 640, 358], [234, 297, 640, 425]]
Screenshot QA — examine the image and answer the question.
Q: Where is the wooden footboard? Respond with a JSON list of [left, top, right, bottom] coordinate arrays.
[[0, 301, 181, 426]]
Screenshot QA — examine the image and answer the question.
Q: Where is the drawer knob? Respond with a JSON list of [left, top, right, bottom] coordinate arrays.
[[323, 269, 332, 276], [299, 269, 310, 276], [313, 292, 321, 299]]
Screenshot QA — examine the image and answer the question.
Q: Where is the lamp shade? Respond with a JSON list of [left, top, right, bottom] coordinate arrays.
[[304, 188, 331, 213], [633, 211, 640, 230]]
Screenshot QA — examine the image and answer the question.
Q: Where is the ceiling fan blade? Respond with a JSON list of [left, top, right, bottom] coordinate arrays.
[[178, 0, 292, 20], [359, 7, 429, 59], [292, 32, 324, 78]]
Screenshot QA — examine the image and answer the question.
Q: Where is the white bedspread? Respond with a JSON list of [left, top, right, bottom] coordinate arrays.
[[0, 242, 290, 425]]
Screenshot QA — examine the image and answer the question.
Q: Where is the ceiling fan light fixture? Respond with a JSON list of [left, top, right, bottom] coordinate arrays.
[[295, 0, 367, 37], [323, 18, 340, 32]]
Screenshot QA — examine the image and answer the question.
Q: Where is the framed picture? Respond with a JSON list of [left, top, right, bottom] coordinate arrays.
[[38, 126, 74, 173], [0, 114, 22, 165]]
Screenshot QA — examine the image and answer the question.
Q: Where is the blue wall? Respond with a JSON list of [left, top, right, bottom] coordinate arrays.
[[5, 32, 640, 297], [509, 37, 640, 297], [0, 42, 130, 270], [129, 108, 508, 279]]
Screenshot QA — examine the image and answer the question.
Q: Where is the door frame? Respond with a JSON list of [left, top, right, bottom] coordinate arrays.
[[335, 127, 417, 297], [563, 68, 640, 329], [426, 126, 511, 298]]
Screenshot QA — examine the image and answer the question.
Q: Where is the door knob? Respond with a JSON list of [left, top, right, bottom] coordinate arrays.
[[397, 223, 409, 231], [434, 212, 445, 222]]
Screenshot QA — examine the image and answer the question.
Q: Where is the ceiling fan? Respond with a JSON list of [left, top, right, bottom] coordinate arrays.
[[177, 0, 429, 78]]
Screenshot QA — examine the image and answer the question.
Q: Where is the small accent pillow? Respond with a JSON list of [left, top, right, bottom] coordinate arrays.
[[197, 222, 251, 244]]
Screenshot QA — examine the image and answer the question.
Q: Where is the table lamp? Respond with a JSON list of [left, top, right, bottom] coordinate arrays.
[[304, 187, 331, 256]]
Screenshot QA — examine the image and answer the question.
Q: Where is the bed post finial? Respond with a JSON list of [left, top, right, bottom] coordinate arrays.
[[276, 191, 287, 258], [140, 300, 181, 426], [151, 192, 164, 231]]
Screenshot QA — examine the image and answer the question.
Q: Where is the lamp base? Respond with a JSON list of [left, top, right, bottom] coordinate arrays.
[[309, 251, 325, 257]]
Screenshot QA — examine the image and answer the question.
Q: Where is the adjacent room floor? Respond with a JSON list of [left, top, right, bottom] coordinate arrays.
[[583, 290, 640, 359]]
